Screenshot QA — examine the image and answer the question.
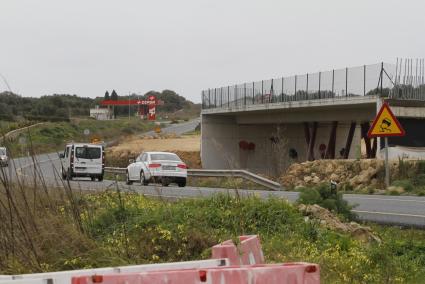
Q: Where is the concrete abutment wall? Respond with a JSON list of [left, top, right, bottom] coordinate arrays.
[[201, 100, 425, 175], [202, 115, 364, 175]]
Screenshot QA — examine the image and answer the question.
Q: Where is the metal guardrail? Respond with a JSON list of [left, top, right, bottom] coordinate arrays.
[[188, 169, 282, 191], [105, 167, 126, 174], [104, 167, 282, 191]]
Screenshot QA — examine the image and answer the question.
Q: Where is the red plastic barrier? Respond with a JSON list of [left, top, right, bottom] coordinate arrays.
[[72, 263, 320, 284], [212, 235, 265, 265], [211, 239, 240, 265], [239, 235, 265, 265], [72, 235, 320, 283]]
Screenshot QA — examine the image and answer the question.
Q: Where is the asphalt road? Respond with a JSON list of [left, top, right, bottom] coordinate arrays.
[[2, 119, 425, 228], [142, 118, 200, 136]]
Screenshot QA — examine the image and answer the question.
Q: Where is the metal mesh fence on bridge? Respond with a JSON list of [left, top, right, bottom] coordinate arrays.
[[201, 60, 425, 110]]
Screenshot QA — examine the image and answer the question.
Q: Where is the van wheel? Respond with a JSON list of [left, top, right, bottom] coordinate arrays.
[[98, 175, 103, 182], [61, 167, 66, 180], [91, 176, 95, 181], [67, 168, 73, 181], [177, 178, 186, 187], [140, 171, 149, 186], [126, 171, 133, 185]]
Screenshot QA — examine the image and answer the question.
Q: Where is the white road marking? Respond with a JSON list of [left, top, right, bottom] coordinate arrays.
[[347, 196, 425, 204], [353, 210, 425, 218]]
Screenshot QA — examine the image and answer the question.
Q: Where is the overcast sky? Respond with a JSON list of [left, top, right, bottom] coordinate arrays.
[[1, 0, 424, 103]]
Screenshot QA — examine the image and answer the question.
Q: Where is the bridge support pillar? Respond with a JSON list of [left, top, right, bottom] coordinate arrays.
[[307, 122, 318, 161], [343, 122, 357, 159], [325, 121, 338, 159]]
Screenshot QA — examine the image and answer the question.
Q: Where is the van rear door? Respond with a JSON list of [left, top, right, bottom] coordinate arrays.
[[73, 145, 103, 174]]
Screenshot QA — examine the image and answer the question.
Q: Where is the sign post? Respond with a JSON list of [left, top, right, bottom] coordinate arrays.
[[368, 102, 405, 188]]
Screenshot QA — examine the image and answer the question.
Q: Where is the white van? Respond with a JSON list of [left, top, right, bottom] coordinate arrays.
[[60, 143, 105, 181]]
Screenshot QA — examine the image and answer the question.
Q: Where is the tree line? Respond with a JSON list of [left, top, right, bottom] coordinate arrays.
[[0, 90, 199, 121]]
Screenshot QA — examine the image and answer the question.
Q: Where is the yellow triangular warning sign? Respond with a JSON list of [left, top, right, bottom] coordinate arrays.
[[368, 102, 405, 137]]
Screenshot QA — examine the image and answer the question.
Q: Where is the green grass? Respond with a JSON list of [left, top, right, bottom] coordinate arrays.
[[187, 177, 269, 190], [2, 118, 155, 157]]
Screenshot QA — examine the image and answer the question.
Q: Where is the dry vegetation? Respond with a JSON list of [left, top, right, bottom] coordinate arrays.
[[109, 134, 200, 153], [106, 134, 201, 169]]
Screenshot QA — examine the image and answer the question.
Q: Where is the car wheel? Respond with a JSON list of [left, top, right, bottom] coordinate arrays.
[[177, 178, 186, 187], [161, 178, 170, 187], [91, 176, 95, 181], [126, 171, 133, 185], [98, 175, 104, 182], [140, 171, 149, 186], [67, 168, 73, 181], [61, 167, 66, 179]]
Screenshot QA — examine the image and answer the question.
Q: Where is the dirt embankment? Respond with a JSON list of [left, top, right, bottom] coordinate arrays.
[[106, 134, 201, 169]]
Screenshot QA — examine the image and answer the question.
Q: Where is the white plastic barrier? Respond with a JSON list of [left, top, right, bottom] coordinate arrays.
[[0, 259, 228, 284]]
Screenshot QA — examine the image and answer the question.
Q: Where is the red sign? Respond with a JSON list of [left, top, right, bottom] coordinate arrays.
[[101, 99, 156, 106], [148, 96, 156, 120]]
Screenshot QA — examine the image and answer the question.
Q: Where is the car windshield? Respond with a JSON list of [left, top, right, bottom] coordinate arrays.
[[150, 153, 181, 161], [75, 147, 101, 159], [0, 149, 5, 155]]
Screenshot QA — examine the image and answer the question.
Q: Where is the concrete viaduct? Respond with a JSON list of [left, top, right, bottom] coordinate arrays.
[[200, 61, 425, 175]]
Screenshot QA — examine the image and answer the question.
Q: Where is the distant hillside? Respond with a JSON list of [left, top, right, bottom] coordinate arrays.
[[0, 92, 94, 121], [0, 90, 200, 122]]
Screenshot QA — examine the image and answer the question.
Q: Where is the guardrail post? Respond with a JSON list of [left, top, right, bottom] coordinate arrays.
[[244, 83, 246, 106], [318, 72, 321, 99], [252, 82, 255, 104], [220, 87, 223, 107], [281, 77, 284, 102], [306, 73, 309, 99], [227, 86, 230, 108], [345, 67, 348, 97], [261, 80, 264, 104], [363, 65, 366, 96]]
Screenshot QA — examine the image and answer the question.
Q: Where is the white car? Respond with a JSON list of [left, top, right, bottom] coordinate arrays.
[[126, 151, 187, 187], [0, 147, 8, 167]]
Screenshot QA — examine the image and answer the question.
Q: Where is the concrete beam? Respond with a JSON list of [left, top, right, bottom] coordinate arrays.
[[202, 95, 378, 116], [235, 106, 375, 124]]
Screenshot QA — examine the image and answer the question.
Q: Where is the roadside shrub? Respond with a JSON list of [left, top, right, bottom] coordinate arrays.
[[392, 179, 414, 192], [417, 160, 425, 173], [297, 183, 354, 219], [412, 174, 425, 186]]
